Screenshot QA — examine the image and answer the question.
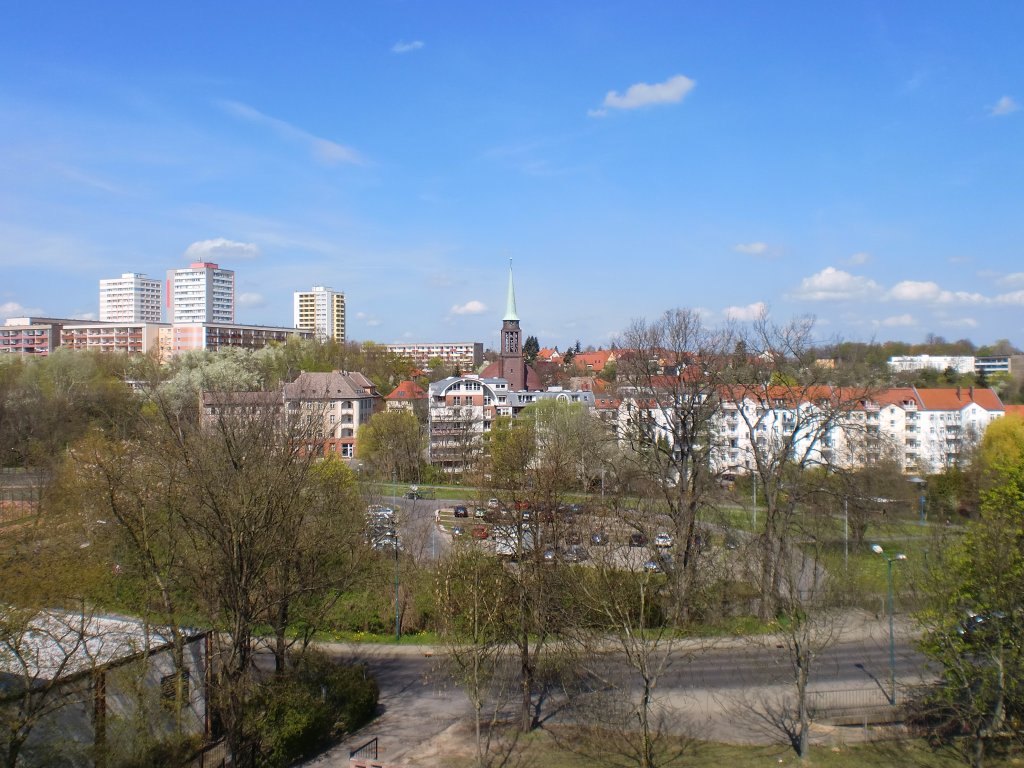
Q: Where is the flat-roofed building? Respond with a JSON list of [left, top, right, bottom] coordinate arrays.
[[166, 262, 235, 324], [386, 342, 483, 371], [159, 323, 313, 360], [293, 285, 346, 343], [0, 316, 101, 356], [62, 322, 168, 355], [99, 272, 163, 323]]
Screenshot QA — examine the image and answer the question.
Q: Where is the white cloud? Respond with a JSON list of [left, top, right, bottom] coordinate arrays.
[[990, 95, 1020, 117], [184, 238, 260, 262], [0, 301, 43, 320], [887, 280, 987, 304], [845, 251, 871, 266], [941, 317, 978, 329], [237, 292, 266, 308], [218, 100, 364, 166], [391, 40, 424, 54], [598, 74, 696, 112], [789, 267, 882, 301], [881, 314, 916, 327], [71, 311, 97, 321], [451, 300, 487, 316], [733, 242, 769, 256], [723, 301, 767, 322], [995, 290, 1024, 305], [356, 312, 381, 327], [999, 272, 1024, 286]]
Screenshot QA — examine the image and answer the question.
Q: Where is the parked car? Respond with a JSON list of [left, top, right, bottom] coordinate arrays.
[[487, 498, 500, 509], [542, 547, 560, 563], [628, 533, 648, 548], [452, 525, 465, 537], [474, 507, 487, 519], [654, 532, 673, 548], [405, 486, 434, 499], [471, 525, 489, 540], [454, 505, 468, 518], [563, 544, 589, 563], [590, 530, 609, 546]]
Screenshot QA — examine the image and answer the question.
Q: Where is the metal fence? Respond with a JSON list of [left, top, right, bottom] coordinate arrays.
[[807, 687, 897, 723]]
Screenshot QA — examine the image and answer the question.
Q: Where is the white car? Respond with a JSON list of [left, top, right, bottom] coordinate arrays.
[[654, 532, 673, 548]]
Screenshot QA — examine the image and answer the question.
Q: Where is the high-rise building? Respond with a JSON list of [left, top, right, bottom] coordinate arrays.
[[99, 273, 163, 323], [293, 286, 346, 343], [166, 262, 235, 324]]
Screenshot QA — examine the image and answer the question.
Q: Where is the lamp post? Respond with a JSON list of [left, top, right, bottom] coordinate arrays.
[[872, 544, 906, 705]]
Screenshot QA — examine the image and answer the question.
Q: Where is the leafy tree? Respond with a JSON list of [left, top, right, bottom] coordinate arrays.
[[356, 408, 425, 482], [916, 413, 1024, 767]]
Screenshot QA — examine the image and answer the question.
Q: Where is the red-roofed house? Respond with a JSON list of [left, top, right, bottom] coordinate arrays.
[[537, 347, 561, 363], [386, 380, 428, 414], [570, 349, 616, 374]]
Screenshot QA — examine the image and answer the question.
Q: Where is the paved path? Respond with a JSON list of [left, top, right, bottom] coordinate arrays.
[[301, 610, 924, 766]]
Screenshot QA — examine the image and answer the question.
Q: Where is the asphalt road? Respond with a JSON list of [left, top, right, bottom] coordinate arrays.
[[302, 626, 928, 765]]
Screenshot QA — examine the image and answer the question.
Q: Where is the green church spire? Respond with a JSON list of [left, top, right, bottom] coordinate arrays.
[[504, 259, 519, 322]]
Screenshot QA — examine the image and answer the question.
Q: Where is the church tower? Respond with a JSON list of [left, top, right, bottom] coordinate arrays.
[[499, 262, 526, 391]]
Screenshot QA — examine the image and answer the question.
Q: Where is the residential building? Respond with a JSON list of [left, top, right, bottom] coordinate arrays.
[[99, 272, 163, 323], [159, 322, 313, 359], [385, 379, 428, 414], [385, 342, 484, 371], [569, 349, 617, 373], [427, 267, 595, 475], [62, 322, 168, 355], [889, 354, 975, 374], [166, 262, 235, 324], [617, 383, 1005, 478], [975, 355, 1024, 377], [293, 285, 346, 343], [1, 316, 104, 356], [282, 370, 382, 459]]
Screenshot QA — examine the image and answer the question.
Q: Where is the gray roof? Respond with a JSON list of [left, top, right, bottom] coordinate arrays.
[[283, 370, 379, 401]]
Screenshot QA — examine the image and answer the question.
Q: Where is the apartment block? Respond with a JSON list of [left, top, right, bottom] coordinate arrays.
[[166, 262, 235, 324], [0, 316, 101, 355], [99, 273, 163, 323], [159, 323, 313, 360], [62, 322, 168, 355], [293, 286, 346, 343], [386, 342, 484, 371]]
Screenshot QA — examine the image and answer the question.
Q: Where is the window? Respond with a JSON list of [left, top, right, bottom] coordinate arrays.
[[160, 673, 190, 709]]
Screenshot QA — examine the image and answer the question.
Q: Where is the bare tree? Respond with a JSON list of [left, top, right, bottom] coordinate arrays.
[[570, 546, 697, 768], [436, 543, 520, 768], [724, 311, 872, 618], [614, 308, 734, 621]]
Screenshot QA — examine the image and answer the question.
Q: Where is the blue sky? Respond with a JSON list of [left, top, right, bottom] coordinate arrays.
[[2, 2, 1022, 350]]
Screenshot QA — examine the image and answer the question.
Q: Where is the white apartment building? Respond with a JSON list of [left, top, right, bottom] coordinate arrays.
[[293, 286, 346, 343], [99, 273, 163, 323], [166, 262, 235, 324], [617, 384, 1005, 478], [889, 354, 975, 374], [427, 374, 596, 474], [387, 342, 484, 371]]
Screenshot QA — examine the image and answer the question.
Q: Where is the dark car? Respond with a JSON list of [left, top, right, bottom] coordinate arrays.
[[590, 531, 609, 546], [454, 505, 469, 518], [628, 533, 648, 548]]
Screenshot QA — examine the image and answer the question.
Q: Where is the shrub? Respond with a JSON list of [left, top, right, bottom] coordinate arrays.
[[252, 651, 379, 767]]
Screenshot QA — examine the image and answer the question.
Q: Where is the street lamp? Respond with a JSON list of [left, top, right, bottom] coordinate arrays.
[[872, 544, 906, 705]]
